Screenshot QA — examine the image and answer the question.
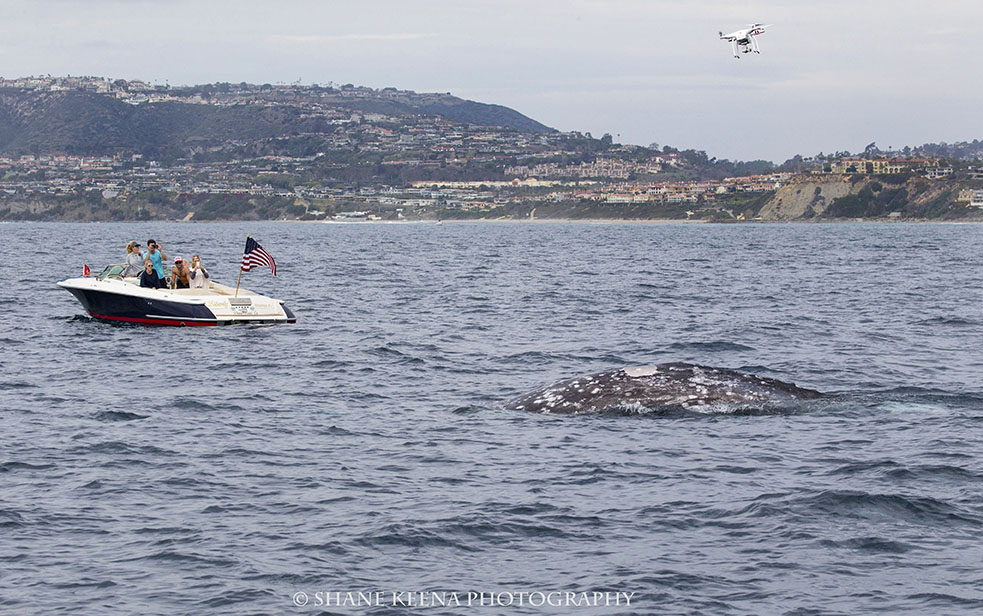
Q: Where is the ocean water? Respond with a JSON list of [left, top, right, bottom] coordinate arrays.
[[1, 221, 982, 615]]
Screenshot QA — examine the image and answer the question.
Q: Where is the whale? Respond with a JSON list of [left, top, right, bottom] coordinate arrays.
[[506, 363, 825, 414]]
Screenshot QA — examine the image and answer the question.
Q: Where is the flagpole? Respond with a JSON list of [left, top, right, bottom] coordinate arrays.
[[234, 235, 249, 297]]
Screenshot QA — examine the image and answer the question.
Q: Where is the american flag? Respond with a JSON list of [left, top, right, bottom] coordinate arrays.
[[240, 237, 277, 276]]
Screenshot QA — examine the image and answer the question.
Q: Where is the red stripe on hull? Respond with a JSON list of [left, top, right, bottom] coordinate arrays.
[[90, 313, 217, 327]]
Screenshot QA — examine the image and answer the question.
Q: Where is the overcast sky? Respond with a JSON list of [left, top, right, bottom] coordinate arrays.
[[1, 0, 981, 161]]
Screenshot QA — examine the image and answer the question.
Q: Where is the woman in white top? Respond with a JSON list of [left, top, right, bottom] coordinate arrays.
[[189, 255, 210, 289], [123, 241, 144, 277]]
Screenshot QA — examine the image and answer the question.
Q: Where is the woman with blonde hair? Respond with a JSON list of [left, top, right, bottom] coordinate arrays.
[[122, 241, 144, 277], [189, 255, 210, 289]]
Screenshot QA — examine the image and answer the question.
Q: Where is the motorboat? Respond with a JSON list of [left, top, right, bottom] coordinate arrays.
[[57, 264, 296, 326]]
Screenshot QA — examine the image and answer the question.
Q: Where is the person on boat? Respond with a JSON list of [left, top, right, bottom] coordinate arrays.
[[144, 239, 167, 281], [170, 256, 191, 289], [189, 255, 210, 289], [123, 241, 144, 277], [139, 261, 164, 289]]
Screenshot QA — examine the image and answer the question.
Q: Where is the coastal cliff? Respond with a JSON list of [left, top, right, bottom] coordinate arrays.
[[757, 174, 976, 221], [758, 177, 860, 219]]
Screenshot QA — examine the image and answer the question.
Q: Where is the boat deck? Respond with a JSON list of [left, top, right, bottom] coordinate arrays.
[[120, 276, 264, 298]]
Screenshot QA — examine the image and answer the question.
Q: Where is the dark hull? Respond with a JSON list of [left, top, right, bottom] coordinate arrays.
[[64, 287, 221, 326], [59, 275, 296, 327]]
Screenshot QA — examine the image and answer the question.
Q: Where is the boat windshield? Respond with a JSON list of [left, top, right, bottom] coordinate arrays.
[[96, 264, 173, 279], [97, 264, 127, 278]]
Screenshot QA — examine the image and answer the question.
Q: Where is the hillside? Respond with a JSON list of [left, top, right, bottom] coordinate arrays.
[[0, 85, 552, 157], [0, 91, 319, 156], [1, 76, 981, 222]]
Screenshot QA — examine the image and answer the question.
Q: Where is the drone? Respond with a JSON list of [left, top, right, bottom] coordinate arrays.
[[719, 23, 771, 58]]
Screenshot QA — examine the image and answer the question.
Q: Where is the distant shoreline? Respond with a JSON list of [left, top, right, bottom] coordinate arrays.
[[6, 217, 983, 224], [245, 217, 983, 224], [320, 218, 709, 225]]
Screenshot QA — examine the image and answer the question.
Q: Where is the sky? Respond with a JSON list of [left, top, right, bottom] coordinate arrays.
[[1, 0, 981, 162]]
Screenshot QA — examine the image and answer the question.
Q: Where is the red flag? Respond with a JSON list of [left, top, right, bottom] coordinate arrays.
[[83, 264, 91, 277]]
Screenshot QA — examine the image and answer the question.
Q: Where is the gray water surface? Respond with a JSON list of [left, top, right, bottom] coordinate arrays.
[[1, 221, 982, 615]]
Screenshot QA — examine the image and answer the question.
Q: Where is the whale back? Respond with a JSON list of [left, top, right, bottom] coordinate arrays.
[[506, 363, 825, 414]]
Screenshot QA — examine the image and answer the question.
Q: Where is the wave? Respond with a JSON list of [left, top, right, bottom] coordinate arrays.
[[829, 459, 982, 481], [171, 398, 241, 412], [365, 515, 582, 551], [818, 536, 914, 554], [905, 593, 983, 610], [668, 341, 756, 352], [0, 381, 38, 390], [739, 490, 982, 527], [68, 441, 176, 457], [122, 549, 237, 568], [0, 461, 56, 473], [366, 345, 426, 365], [93, 410, 149, 422], [863, 388, 983, 410], [913, 316, 979, 327], [48, 579, 119, 590], [0, 508, 26, 528]]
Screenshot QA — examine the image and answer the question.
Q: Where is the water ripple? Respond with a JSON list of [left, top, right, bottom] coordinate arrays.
[[2, 221, 983, 615]]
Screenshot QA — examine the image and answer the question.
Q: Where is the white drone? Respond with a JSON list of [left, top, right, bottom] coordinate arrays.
[[719, 23, 771, 58]]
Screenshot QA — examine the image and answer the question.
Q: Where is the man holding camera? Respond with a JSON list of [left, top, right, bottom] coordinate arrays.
[[144, 239, 168, 282]]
